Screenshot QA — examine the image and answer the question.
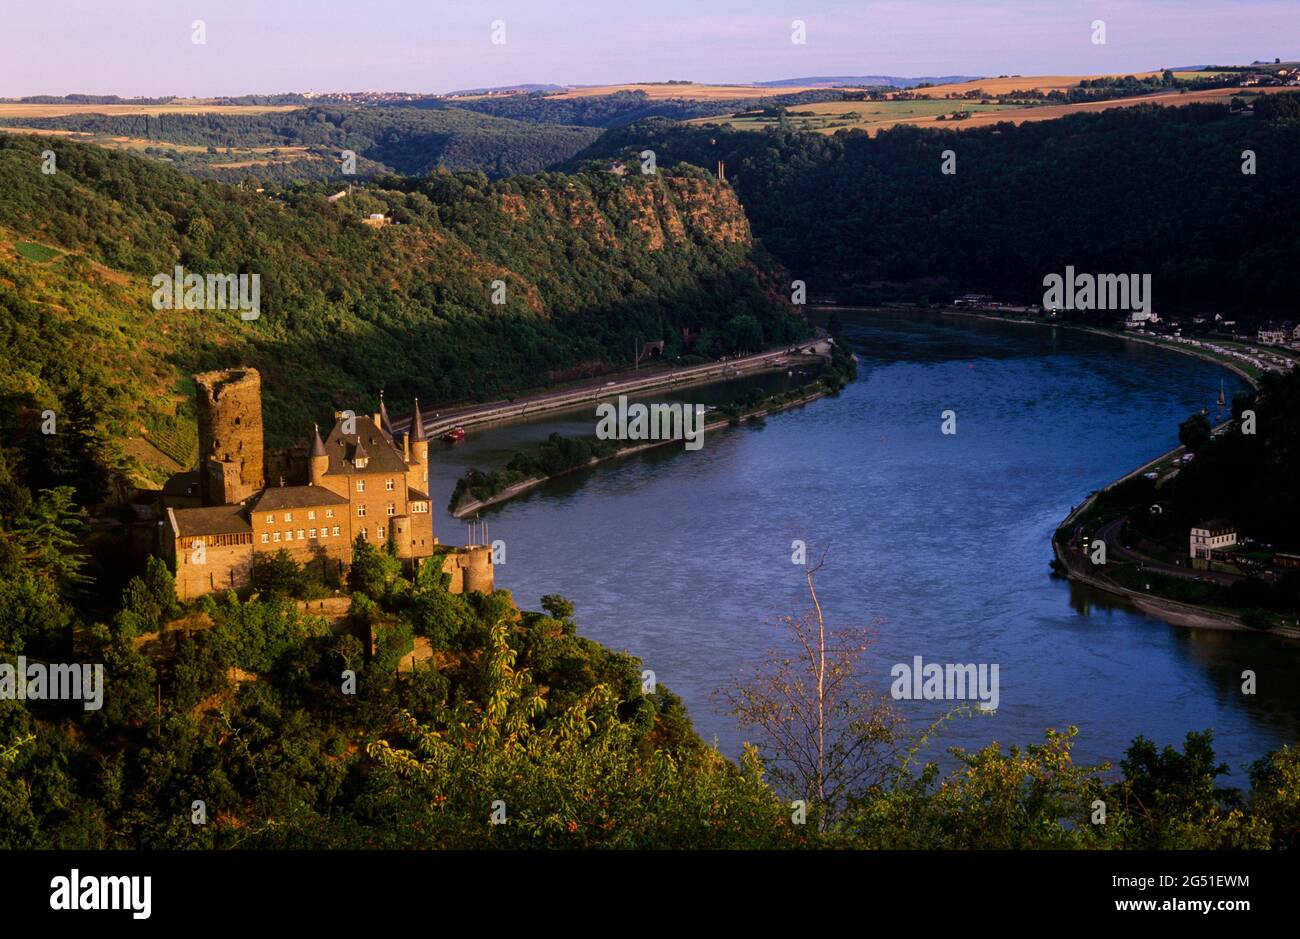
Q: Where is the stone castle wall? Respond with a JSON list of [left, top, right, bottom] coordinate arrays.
[[196, 368, 265, 505], [171, 537, 255, 600], [442, 546, 495, 594]]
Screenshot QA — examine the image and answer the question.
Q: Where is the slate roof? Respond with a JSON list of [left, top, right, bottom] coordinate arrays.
[[248, 485, 349, 513], [310, 424, 326, 457], [162, 470, 201, 498], [323, 414, 408, 475], [410, 399, 426, 441], [170, 504, 251, 537]]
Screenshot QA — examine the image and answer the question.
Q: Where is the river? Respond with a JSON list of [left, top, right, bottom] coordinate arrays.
[[424, 310, 1300, 786]]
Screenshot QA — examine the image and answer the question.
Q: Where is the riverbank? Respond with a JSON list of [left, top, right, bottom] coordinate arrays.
[[450, 386, 831, 517], [820, 304, 1267, 391], [1053, 537, 1300, 640], [1028, 323, 1299, 638], [394, 340, 832, 441]]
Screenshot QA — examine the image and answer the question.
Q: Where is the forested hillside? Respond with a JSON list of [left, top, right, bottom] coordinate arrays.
[[0, 133, 802, 493], [569, 98, 1300, 315], [1, 503, 1296, 849], [1131, 367, 1300, 552], [0, 107, 602, 181], [437, 88, 847, 128]]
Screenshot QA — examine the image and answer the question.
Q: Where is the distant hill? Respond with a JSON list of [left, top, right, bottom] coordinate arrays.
[[444, 83, 567, 96], [754, 75, 981, 88], [431, 88, 849, 128], [570, 96, 1300, 316], [0, 107, 602, 182]]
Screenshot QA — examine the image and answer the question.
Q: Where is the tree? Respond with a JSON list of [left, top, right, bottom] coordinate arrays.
[[725, 313, 763, 354], [257, 549, 306, 599], [8, 487, 90, 593], [143, 556, 182, 620], [722, 550, 902, 824], [347, 535, 399, 599], [1114, 730, 1269, 848], [1178, 411, 1212, 453], [540, 594, 576, 633], [1250, 745, 1300, 849], [846, 727, 1121, 848]]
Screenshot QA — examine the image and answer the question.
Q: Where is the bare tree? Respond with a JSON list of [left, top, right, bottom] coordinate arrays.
[[722, 548, 903, 825]]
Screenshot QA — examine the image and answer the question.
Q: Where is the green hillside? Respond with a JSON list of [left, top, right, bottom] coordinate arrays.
[[569, 97, 1300, 316], [0, 107, 602, 182], [0, 133, 802, 497]]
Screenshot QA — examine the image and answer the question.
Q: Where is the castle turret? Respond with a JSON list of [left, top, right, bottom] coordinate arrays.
[[378, 390, 395, 439], [195, 367, 265, 505], [409, 397, 429, 489], [309, 424, 328, 486]]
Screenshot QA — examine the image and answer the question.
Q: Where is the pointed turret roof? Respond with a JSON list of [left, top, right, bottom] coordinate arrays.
[[310, 423, 326, 457], [378, 390, 395, 438], [410, 397, 427, 441]]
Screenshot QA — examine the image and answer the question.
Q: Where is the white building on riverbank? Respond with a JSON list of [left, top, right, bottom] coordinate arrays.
[[1190, 520, 1237, 561]]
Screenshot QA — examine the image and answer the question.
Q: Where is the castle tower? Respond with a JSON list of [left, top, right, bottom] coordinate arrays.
[[393, 515, 413, 559], [378, 390, 395, 439], [195, 367, 265, 505], [308, 423, 328, 486], [408, 397, 429, 490]]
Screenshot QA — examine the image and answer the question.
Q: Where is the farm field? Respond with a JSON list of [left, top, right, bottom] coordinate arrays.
[[0, 125, 319, 169], [692, 98, 1018, 133], [690, 84, 1290, 136]]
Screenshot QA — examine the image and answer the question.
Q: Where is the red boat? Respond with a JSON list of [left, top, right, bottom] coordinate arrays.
[[441, 426, 466, 443]]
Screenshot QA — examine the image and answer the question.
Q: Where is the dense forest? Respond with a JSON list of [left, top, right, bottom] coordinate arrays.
[[435, 89, 847, 128], [0, 133, 803, 492], [1116, 368, 1300, 620], [569, 97, 1300, 316], [2, 483, 1298, 848], [5, 92, 1300, 850], [1162, 369, 1300, 550], [0, 107, 601, 179]]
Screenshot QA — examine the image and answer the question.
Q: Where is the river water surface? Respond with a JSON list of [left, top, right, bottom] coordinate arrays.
[[425, 311, 1300, 785]]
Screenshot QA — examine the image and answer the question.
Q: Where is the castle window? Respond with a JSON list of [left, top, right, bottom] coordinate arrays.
[[377, 526, 386, 541], [326, 509, 334, 518], [297, 529, 305, 540], [332, 525, 340, 536], [284, 530, 293, 542], [273, 531, 281, 542], [387, 502, 395, 516], [261, 533, 269, 544], [356, 480, 365, 492], [412, 502, 426, 513], [310, 528, 317, 539], [308, 510, 316, 520], [386, 478, 395, 491], [265, 514, 274, 524], [359, 528, 368, 541], [357, 505, 366, 517]]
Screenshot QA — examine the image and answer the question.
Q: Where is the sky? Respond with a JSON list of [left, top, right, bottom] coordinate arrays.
[[0, 0, 1295, 97]]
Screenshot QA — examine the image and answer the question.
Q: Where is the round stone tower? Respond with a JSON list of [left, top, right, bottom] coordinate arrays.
[[195, 367, 265, 505]]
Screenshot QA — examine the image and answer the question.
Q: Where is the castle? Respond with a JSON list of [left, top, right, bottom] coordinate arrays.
[[159, 367, 492, 599]]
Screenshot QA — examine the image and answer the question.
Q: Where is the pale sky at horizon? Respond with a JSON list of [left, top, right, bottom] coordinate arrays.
[[0, 0, 1295, 97]]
